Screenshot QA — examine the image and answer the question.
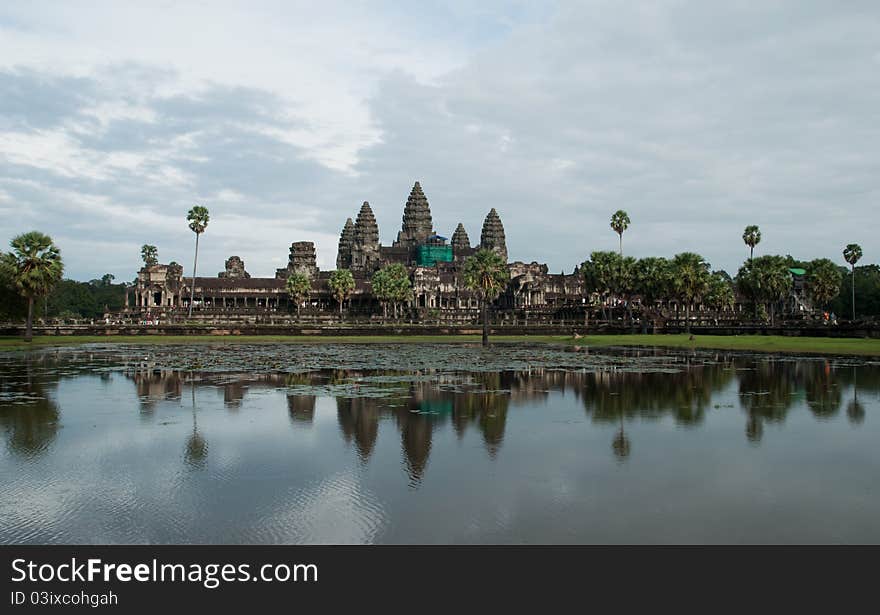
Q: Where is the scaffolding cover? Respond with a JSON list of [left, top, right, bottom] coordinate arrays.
[[416, 244, 453, 266]]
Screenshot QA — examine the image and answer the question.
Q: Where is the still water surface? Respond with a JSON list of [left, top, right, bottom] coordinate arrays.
[[1, 343, 877, 544]]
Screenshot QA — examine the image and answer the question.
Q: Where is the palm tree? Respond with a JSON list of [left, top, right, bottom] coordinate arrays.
[[806, 258, 842, 311], [140, 244, 158, 266], [371, 263, 412, 321], [286, 273, 311, 318], [843, 243, 862, 321], [670, 252, 710, 333], [328, 269, 355, 316], [186, 205, 210, 318], [2, 231, 64, 341], [610, 210, 630, 257], [742, 225, 761, 260], [463, 249, 510, 346]]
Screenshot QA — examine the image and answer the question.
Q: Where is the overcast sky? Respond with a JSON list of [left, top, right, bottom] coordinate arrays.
[[1, 1, 877, 281]]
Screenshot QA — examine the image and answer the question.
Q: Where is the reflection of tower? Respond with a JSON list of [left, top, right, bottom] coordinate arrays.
[[288, 395, 316, 424], [336, 397, 380, 462], [478, 393, 509, 458], [223, 381, 245, 409], [399, 411, 432, 486], [184, 377, 208, 469], [285, 373, 319, 425], [132, 369, 182, 414]]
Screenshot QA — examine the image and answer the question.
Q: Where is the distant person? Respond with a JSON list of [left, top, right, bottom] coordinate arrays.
[[830, 312, 837, 325]]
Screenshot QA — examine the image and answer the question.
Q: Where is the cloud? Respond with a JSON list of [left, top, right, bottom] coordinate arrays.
[[0, 1, 878, 280]]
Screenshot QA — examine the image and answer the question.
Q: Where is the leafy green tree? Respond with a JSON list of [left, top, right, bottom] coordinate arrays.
[[705, 271, 735, 311], [737, 255, 792, 326], [0, 258, 27, 321], [843, 243, 863, 320], [141, 244, 158, 267], [806, 258, 842, 310], [186, 205, 210, 317], [671, 252, 711, 332], [581, 251, 635, 320], [328, 269, 355, 315], [2, 231, 64, 341], [610, 210, 630, 257], [371, 263, 412, 320], [101, 273, 115, 286], [286, 273, 311, 317], [463, 249, 510, 346], [632, 256, 672, 330], [742, 225, 761, 260]]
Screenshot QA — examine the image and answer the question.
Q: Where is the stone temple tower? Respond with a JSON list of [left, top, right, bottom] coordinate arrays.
[[394, 181, 434, 249], [451, 223, 471, 260], [451, 223, 470, 251], [336, 217, 354, 269], [351, 201, 380, 272], [480, 208, 508, 262]]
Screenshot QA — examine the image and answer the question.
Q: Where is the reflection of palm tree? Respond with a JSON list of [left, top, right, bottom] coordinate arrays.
[[847, 366, 865, 425], [184, 375, 207, 469], [806, 361, 842, 420], [0, 369, 60, 458], [738, 360, 796, 443]]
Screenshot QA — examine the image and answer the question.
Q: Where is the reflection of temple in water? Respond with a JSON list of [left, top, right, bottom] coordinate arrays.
[[106, 354, 879, 472]]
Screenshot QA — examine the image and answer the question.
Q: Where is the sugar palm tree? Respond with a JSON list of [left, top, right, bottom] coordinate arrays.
[[286, 273, 311, 318], [140, 244, 158, 266], [186, 205, 210, 318], [671, 252, 710, 333], [610, 210, 630, 257], [843, 243, 862, 321], [806, 258, 842, 311], [742, 225, 761, 261], [2, 231, 64, 341], [328, 269, 355, 316], [463, 249, 510, 346]]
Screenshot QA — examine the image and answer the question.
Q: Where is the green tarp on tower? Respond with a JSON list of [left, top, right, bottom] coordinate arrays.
[[416, 245, 453, 266]]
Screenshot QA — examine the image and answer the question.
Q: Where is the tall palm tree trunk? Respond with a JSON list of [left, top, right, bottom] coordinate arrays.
[[188, 233, 200, 318], [481, 300, 489, 347], [685, 303, 690, 334], [25, 296, 34, 342], [851, 265, 856, 321]]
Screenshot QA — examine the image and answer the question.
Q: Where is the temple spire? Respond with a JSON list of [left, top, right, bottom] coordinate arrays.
[[395, 181, 433, 248], [352, 202, 380, 272], [336, 217, 354, 269], [480, 208, 508, 262], [451, 223, 470, 251]]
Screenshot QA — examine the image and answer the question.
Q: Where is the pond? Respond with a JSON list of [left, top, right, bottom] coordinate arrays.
[[0, 343, 877, 544]]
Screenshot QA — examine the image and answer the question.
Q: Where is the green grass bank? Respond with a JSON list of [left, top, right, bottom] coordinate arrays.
[[1, 334, 879, 356]]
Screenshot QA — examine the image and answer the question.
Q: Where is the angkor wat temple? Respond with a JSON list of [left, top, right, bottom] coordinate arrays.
[[131, 181, 586, 321]]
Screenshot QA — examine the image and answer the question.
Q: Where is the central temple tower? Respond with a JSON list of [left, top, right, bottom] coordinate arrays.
[[393, 181, 434, 249]]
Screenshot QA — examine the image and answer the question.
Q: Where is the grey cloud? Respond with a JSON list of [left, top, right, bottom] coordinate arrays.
[[2, 0, 879, 281]]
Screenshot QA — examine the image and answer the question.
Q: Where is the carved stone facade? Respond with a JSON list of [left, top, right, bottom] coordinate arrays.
[[276, 241, 318, 280], [219, 256, 250, 279]]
